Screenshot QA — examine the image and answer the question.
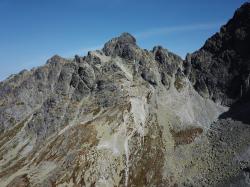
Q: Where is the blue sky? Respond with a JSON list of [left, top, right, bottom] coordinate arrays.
[[0, 0, 247, 80]]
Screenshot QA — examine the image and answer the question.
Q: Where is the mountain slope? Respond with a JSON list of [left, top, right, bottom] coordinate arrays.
[[186, 2, 250, 106], [0, 2, 250, 187]]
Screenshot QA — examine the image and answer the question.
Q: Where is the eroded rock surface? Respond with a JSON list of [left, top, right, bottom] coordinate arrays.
[[187, 2, 250, 106], [0, 3, 250, 187]]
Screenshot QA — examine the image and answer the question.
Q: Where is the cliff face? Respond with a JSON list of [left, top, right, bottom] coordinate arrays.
[[187, 2, 250, 106], [0, 3, 250, 187]]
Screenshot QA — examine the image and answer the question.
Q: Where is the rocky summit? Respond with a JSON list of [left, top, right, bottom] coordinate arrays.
[[0, 3, 250, 187]]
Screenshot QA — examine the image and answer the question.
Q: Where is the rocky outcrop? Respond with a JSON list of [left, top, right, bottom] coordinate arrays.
[[187, 2, 250, 106], [103, 32, 139, 60], [0, 3, 250, 187]]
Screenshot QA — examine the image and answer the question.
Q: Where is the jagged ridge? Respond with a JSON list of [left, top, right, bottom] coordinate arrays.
[[0, 3, 250, 187]]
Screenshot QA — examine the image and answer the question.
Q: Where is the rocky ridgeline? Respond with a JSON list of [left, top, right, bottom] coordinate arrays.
[[0, 2, 250, 187], [0, 31, 185, 145], [186, 2, 250, 106]]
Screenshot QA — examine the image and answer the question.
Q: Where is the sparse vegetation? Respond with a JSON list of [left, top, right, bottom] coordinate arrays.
[[170, 127, 203, 146]]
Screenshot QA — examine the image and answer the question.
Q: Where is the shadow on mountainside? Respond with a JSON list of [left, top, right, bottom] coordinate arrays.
[[219, 92, 250, 124]]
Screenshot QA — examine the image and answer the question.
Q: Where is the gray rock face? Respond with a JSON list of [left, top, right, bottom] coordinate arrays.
[[0, 3, 250, 187], [141, 70, 157, 86], [153, 46, 182, 76], [103, 32, 139, 60], [187, 2, 250, 106]]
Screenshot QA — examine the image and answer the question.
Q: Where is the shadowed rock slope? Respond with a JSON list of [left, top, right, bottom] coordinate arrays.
[[186, 2, 250, 106], [0, 2, 250, 187]]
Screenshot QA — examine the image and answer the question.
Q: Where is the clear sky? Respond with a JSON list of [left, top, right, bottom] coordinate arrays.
[[0, 0, 247, 80]]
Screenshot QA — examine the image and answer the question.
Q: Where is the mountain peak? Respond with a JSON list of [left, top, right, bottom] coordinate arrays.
[[105, 32, 136, 46], [117, 32, 137, 44], [235, 2, 250, 16], [1, 3, 250, 187], [102, 32, 138, 60]]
